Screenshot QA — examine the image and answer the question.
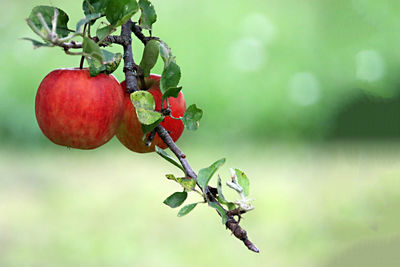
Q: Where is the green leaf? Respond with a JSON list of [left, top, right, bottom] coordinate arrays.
[[106, 0, 139, 26], [131, 91, 155, 110], [197, 158, 226, 190], [165, 174, 177, 181], [86, 49, 122, 76], [177, 177, 196, 191], [21, 38, 51, 49], [226, 202, 237, 211], [102, 49, 122, 73], [138, 0, 157, 30], [160, 61, 181, 94], [163, 192, 187, 208], [87, 57, 105, 76], [139, 39, 160, 77], [141, 117, 162, 134], [82, 36, 104, 62], [217, 176, 228, 204], [155, 146, 185, 172], [235, 169, 250, 197], [159, 41, 172, 65], [83, 0, 109, 16], [161, 87, 182, 103], [217, 177, 236, 211], [96, 25, 114, 42], [177, 203, 198, 217], [136, 108, 162, 125], [208, 202, 227, 224], [28, 6, 70, 37], [76, 13, 101, 33], [164, 174, 196, 191], [182, 104, 203, 131], [130, 90, 162, 125]]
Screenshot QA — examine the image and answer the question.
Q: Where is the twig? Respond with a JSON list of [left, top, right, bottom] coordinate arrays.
[[130, 22, 160, 45], [206, 183, 259, 253], [155, 125, 196, 178], [63, 49, 82, 56], [58, 35, 124, 50], [97, 35, 125, 45]]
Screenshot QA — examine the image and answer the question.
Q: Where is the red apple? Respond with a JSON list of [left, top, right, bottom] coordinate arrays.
[[35, 68, 124, 149], [116, 74, 186, 153]]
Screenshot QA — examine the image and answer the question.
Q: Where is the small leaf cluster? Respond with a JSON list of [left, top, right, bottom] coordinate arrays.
[[158, 150, 254, 222]]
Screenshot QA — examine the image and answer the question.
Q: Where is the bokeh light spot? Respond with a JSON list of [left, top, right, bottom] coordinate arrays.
[[355, 50, 385, 82], [229, 37, 265, 72], [289, 72, 321, 106], [241, 13, 277, 45]]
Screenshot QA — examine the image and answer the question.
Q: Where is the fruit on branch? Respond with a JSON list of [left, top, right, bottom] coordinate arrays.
[[117, 74, 186, 153], [35, 68, 124, 149]]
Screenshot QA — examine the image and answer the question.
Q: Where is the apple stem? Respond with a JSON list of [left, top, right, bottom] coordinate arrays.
[[169, 114, 182, 120], [79, 55, 85, 70], [130, 22, 161, 45]]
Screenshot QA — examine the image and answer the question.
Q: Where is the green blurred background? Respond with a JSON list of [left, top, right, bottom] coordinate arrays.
[[1, 0, 400, 266]]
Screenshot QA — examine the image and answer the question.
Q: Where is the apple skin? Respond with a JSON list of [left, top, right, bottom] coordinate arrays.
[[116, 74, 186, 153], [35, 68, 124, 149]]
